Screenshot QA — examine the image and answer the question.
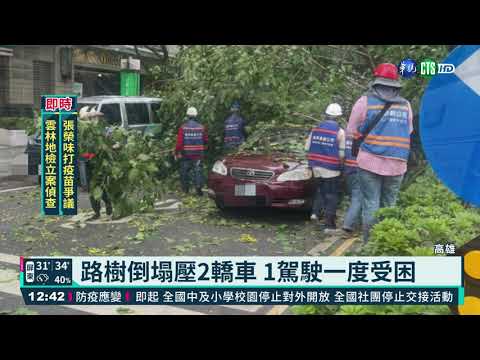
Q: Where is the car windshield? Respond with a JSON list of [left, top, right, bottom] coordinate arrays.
[[239, 124, 309, 159], [268, 129, 309, 156]]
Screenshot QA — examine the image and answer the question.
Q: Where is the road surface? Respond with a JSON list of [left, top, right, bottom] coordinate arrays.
[[0, 176, 361, 315]]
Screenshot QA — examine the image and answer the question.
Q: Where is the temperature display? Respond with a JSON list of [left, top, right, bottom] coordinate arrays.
[[21, 258, 72, 287]]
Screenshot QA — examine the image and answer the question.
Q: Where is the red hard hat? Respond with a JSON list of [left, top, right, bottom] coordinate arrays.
[[373, 63, 399, 81]]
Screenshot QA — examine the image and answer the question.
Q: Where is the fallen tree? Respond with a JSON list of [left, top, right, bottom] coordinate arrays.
[[147, 45, 451, 181]]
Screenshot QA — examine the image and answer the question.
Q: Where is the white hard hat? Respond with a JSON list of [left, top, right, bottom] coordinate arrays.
[[186, 107, 198, 117], [325, 103, 343, 117]]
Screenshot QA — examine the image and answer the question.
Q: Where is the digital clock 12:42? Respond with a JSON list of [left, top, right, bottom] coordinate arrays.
[[28, 291, 65, 303]]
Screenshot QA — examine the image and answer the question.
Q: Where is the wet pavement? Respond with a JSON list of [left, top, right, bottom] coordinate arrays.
[[0, 146, 28, 178]]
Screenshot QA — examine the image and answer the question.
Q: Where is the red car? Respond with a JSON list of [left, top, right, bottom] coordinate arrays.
[[207, 126, 315, 211]]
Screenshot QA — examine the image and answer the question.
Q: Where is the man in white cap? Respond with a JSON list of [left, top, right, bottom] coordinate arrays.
[[305, 103, 346, 231], [175, 107, 208, 196]]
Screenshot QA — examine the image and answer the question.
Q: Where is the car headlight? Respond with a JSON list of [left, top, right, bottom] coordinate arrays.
[[212, 160, 228, 176], [277, 167, 312, 182]]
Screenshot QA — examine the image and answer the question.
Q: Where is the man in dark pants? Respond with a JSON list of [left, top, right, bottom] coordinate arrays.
[[311, 176, 341, 226], [80, 151, 113, 221], [79, 108, 114, 221], [88, 178, 112, 220], [90, 192, 112, 218], [175, 107, 208, 196], [305, 103, 346, 232], [341, 135, 362, 235]]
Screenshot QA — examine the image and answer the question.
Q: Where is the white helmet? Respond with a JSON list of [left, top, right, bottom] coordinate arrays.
[[325, 103, 343, 117], [186, 107, 198, 117]]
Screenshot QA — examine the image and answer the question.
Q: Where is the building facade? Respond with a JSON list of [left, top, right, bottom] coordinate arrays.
[[0, 45, 175, 118]]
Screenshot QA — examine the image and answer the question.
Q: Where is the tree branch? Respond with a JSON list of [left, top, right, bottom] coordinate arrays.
[[160, 45, 169, 60], [338, 45, 349, 67], [133, 45, 141, 58], [305, 52, 366, 90], [326, 45, 370, 59], [326, 44, 376, 73], [312, 53, 363, 66], [361, 45, 376, 72], [144, 45, 169, 63], [290, 112, 322, 122]]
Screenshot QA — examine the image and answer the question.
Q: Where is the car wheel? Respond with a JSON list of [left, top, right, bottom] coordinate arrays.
[[215, 199, 234, 213], [215, 199, 226, 211]]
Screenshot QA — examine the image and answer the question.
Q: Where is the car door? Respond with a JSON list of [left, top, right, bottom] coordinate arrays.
[[143, 101, 162, 138], [124, 102, 151, 134]]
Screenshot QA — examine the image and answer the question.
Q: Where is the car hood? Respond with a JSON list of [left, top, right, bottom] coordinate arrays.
[[223, 152, 306, 172]]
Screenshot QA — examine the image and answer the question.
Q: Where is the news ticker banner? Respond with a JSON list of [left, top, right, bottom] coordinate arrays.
[[41, 95, 78, 216], [19, 256, 463, 306]]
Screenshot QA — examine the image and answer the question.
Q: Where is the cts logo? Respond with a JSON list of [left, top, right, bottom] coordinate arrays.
[[420, 60, 436, 76], [420, 59, 456, 78]]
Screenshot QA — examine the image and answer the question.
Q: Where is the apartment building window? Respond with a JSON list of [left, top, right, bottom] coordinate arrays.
[[33, 60, 53, 108], [0, 56, 9, 105]]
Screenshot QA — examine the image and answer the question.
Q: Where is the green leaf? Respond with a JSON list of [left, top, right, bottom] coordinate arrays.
[[23, 236, 36, 243], [49, 251, 65, 256], [128, 169, 140, 182], [87, 247, 106, 255], [240, 234, 257, 244], [138, 154, 150, 161], [92, 187, 103, 201], [276, 233, 288, 242], [116, 307, 135, 315]]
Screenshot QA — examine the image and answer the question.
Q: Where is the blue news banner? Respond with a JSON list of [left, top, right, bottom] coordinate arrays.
[[19, 257, 464, 306]]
